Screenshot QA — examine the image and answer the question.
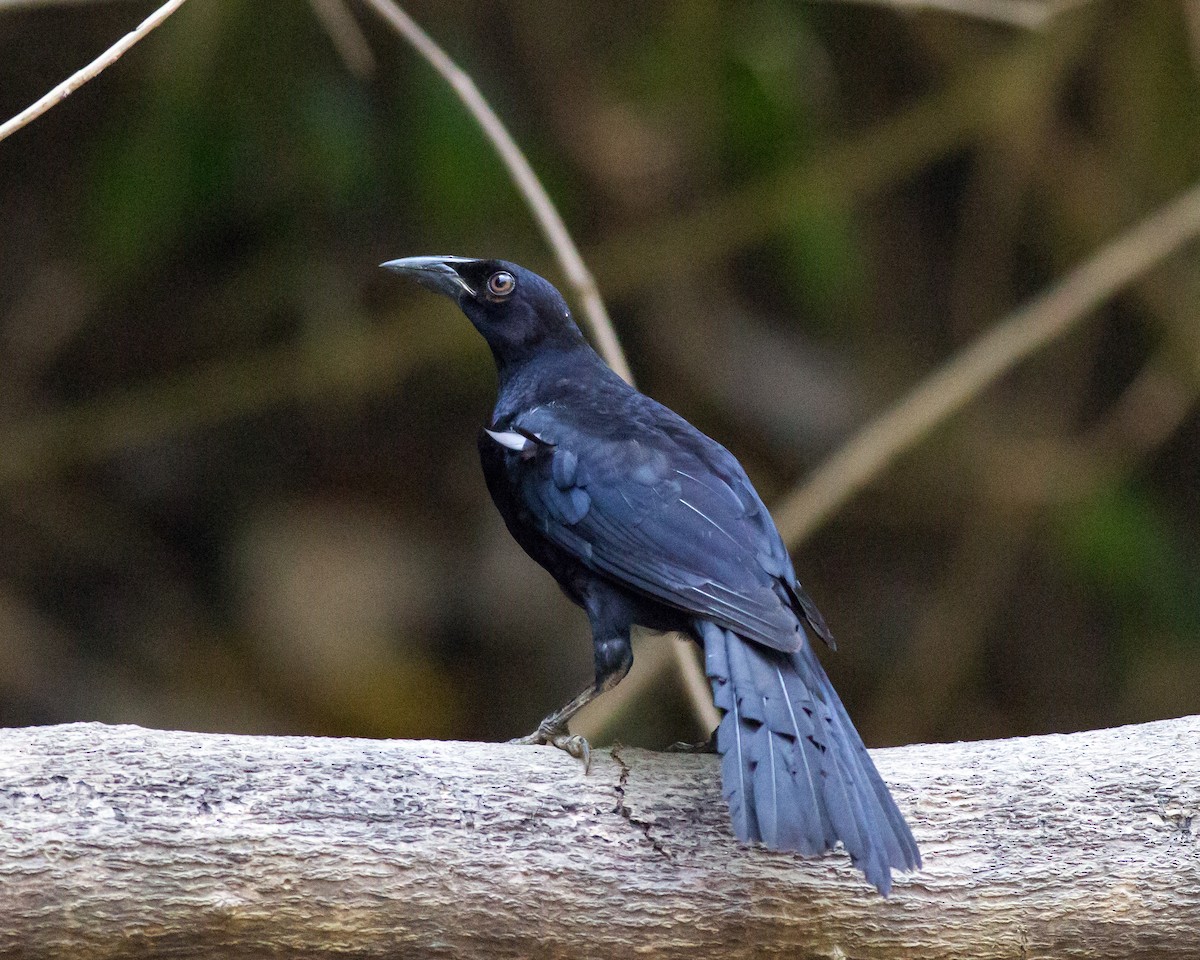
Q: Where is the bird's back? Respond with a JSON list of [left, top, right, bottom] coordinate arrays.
[[489, 347, 832, 648]]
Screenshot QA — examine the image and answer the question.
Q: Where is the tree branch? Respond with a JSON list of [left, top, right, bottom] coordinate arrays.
[[358, 0, 632, 386], [774, 177, 1200, 547], [2, 717, 1198, 958], [0, 0, 188, 143], [308, 0, 375, 79]]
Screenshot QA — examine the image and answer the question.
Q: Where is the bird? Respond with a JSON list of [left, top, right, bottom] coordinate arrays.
[[382, 255, 921, 895]]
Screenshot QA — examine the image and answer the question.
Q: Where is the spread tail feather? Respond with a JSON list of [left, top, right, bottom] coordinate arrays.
[[700, 619, 920, 895]]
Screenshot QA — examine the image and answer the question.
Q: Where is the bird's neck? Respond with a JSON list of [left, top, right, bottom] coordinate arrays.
[[492, 337, 613, 414], [484, 319, 581, 371]]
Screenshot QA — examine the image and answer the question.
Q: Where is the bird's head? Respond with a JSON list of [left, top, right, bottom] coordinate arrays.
[[381, 255, 584, 365]]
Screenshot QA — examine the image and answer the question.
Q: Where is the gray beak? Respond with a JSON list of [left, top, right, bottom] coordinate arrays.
[[380, 255, 479, 298]]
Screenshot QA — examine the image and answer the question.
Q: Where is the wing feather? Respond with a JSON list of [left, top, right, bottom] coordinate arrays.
[[503, 410, 805, 651]]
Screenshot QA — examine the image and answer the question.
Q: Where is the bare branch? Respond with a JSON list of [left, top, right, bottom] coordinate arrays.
[[2, 718, 1199, 957], [308, 0, 375, 80], [358, 0, 632, 386], [774, 178, 1200, 546], [0, 0, 188, 144]]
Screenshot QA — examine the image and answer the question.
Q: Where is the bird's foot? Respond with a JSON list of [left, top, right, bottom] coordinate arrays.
[[509, 722, 591, 773], [666, 730, 718, 754]]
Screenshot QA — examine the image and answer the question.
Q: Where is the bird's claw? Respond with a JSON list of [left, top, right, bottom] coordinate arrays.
[[554, 733, 591, 773], [509, 723, 592, 773], [666, 731, 718, 754]]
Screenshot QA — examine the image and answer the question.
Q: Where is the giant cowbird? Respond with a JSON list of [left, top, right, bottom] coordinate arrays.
[[383, 255, 920, 894]]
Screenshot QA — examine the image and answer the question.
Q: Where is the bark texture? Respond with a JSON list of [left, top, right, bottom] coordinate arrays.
[[0, 718, 1198, 959]]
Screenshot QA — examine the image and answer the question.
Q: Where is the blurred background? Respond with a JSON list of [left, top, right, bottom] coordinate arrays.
[[0, 0, 1197, 752]]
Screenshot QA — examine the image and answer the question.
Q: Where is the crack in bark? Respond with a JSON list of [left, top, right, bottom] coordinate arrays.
[[609, 743, 670, 858]]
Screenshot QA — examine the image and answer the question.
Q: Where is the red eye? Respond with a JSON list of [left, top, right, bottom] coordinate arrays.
[[487, 271, 515, 297]]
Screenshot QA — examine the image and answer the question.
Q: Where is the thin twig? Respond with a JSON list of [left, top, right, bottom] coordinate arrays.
[[774, 178, 1200, 547], [0, 0, 188, 143], [308, 0, 375, 80], [359, 0, 716, 731], [358, 0, 632, 385]]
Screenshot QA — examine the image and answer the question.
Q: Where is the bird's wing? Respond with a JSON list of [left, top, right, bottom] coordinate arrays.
[[491, 405, 829, 653]]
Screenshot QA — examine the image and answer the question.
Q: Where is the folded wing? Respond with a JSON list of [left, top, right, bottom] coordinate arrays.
[[497, 404, 830, 653]]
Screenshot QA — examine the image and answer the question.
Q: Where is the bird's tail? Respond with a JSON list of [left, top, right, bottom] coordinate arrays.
[[698, 619, 920, 895]]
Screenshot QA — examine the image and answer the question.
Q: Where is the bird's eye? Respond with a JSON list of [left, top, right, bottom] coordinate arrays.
[[487, 271, 516, 298]]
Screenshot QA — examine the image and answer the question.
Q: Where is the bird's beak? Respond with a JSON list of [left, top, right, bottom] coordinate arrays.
[[380, 255, 479, 298]]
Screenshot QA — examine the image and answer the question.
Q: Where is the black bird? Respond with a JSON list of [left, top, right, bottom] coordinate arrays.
[[382, 255, 920, 894]]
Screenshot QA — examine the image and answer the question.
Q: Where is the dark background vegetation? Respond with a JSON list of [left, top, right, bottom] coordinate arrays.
[[0, 0, 1197, 752]]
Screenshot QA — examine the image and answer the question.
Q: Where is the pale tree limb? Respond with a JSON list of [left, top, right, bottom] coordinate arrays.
[[0, 0, 188, 143], [308, 0, 375, 79], [1, 717, 1199, 958], [774, 178, 1200, 546]]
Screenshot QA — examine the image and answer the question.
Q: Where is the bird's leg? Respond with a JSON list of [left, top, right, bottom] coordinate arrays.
[[508, 685, 602, 771], [509, 627, 632, 774]]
